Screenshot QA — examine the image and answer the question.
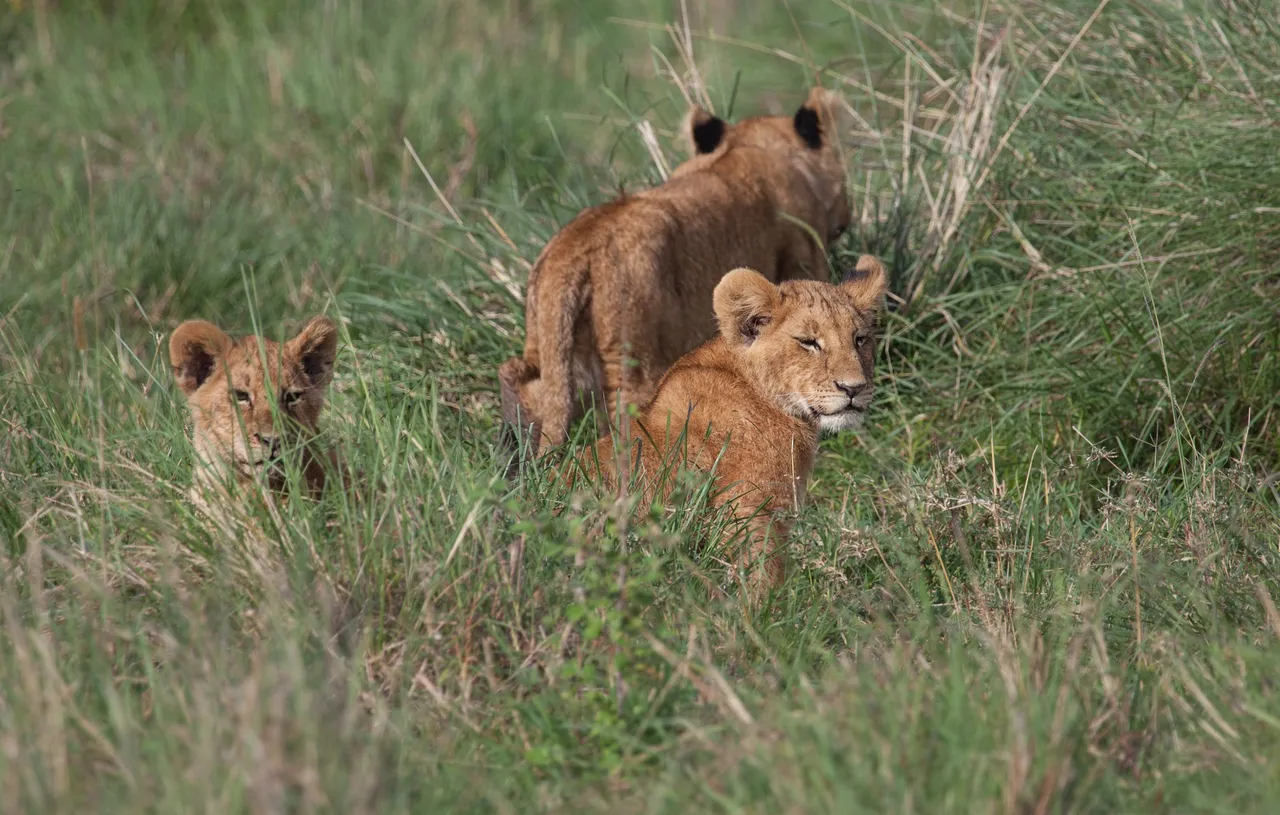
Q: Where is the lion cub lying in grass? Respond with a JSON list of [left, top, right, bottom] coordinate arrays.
[[501, 87, 853, 455], [564, 256, 888, 602], [169, 315, 342, 519]]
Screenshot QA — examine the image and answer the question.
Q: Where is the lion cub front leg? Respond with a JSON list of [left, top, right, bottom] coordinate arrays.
[[738, 509, 788, 606]]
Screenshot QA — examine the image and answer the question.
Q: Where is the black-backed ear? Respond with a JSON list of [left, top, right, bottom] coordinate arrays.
[[685, 106, 727, 155], [794, 106, 822, 149], [713, 268, 781, 346], [795, 86, 842, 150], [288, 315, 339, 388], [169, 320, 233, 397], [841, 255, 889, 313]]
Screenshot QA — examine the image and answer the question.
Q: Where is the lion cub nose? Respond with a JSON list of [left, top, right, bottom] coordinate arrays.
[[834, 381, 866, 399], [255, 433, 281, 456]]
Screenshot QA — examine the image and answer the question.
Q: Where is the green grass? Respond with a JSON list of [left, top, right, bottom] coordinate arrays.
[[2, 0, 1279, 811]]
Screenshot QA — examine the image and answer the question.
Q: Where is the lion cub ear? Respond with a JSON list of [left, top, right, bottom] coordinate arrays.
[[684, 106, 727, 156], [169, 320, 233, 397], [288, 315, 339, 389], [794, 87, 841, 150], [841, 255, 889, 313], [714, 268, 781, 347]]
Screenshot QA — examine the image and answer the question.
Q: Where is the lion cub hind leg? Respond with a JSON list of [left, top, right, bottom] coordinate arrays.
[[592, 310, 664, 431], [499, 352, 603, 478], [567, 324, 609, 442], [499, 357, 543, 450]]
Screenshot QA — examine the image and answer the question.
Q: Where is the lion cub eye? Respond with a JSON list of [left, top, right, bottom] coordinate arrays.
[[232, 389, 251, 405], [281, 390, 302, 406], [797, 337, 821, 352], [855, 334, 869, 349]]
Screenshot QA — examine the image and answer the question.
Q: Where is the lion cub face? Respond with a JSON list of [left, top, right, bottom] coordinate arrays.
[[713, 256, 888, 434], [682, 87, 852, 244], [169, 316, 338, 479]]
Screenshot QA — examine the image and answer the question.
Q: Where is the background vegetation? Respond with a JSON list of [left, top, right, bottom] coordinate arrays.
[[1, 0, 1278, 811]]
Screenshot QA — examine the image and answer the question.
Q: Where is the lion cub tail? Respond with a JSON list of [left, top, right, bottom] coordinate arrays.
[[499, 254, 593, 472]]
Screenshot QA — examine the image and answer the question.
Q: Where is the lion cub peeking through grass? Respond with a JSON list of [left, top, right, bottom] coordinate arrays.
[[169, 315, 342, 519], [500, 87, 853, 458], [564, 255, 889, 603]]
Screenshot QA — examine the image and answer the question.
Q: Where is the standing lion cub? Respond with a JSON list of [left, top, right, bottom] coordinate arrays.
[[501, 87, 852, 456], [169, 315, 342, 518], [564, 256, 888, 602]]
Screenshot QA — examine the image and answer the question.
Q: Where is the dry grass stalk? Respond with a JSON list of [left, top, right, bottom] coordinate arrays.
[[911, 41, 1006, 302]]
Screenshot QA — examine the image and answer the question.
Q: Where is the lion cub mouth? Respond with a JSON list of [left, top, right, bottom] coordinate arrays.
[[808, 395, 873, 434], [815, 400, 868, 419], [244, 445, 285, 475]]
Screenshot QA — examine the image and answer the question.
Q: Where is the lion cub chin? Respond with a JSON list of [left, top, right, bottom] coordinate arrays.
[[169, 314, 341, 519], [566, 255, 888, 604]]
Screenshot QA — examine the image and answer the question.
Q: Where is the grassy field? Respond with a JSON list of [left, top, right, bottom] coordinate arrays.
[[2, 0, 1279, 811]]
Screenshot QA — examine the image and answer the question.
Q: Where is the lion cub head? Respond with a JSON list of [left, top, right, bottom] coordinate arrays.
[[713, 255, 888, 433], [169, 316, 338, 484], [680, 87, 852, 244]]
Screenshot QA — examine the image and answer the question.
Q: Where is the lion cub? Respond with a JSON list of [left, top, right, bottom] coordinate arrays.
[[169, 315, 341, 517], [566, 256, 888, 601], [501, 87, 853, 456]]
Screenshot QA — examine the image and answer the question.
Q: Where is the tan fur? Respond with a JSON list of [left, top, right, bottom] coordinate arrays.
[[500, 88, 852, 456], [169, 315, 342, 521], [564, 255, 888, 603]]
